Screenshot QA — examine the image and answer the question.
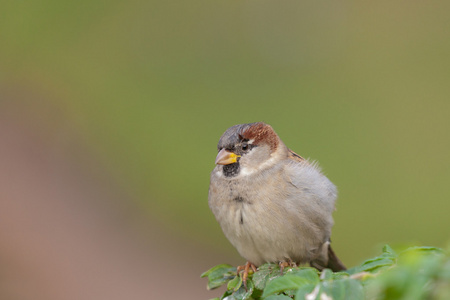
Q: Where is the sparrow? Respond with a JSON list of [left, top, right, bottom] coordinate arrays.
[[208, 122, 345, 282]]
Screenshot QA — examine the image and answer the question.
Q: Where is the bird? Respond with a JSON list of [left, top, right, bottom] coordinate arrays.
[[208, 122, 346, 284]]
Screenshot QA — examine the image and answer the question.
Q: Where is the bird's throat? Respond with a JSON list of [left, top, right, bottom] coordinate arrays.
[[222, 163, 240, 177]]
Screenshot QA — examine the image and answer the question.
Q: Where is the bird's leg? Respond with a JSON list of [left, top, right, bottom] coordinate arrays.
[[279, 261, 289, 274], [236, 261, 257, 290], [279, 259, 297, 274]]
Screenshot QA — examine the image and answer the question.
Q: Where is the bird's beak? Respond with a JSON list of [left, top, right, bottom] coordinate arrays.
[[215, 149, 241, 165]]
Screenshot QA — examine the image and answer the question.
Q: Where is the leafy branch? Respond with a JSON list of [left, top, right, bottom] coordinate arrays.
[[202, 245, 450, 300]]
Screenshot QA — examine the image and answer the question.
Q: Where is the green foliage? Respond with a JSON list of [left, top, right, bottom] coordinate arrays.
[[201, 264, 237, 290], [202, 245, 450, 300]]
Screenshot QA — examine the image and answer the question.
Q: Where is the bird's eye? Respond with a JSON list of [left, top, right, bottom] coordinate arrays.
[[242, 143, 248, 151]]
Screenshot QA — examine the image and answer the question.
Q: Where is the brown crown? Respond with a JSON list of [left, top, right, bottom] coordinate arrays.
[[240, 122, 279, 151]]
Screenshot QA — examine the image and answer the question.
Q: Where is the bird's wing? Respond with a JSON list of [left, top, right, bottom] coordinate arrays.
[[283, 150, 337, 215], [288, 148, 305, 163]]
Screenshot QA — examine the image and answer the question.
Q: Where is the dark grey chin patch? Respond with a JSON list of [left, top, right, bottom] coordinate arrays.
[[223, 163, 240, 177]]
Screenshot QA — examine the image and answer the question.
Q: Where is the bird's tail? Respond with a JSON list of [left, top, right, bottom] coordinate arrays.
[[326, 244, 346, 271], [311, 242, 346, 272]]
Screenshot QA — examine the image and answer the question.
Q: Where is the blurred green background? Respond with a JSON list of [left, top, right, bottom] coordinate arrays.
[[1, 0, 450, 299]]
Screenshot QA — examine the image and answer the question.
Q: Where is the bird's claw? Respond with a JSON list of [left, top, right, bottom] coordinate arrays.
[[236, 261, 257, 291], [279, 260, 297, 274]]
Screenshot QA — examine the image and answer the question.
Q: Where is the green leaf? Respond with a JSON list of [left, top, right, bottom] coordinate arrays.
[[382, 244, 397, 257], [295, 279, 364, 300], [320, 269, 333, 280], [221, 289, 233, 299], [258, 263, 279, 271], [332, 272, 350, 280], [289, 268, 320, 284], [345, 245, 399, 275], [264, 295, 292, 300], [205, 245, 450, 299], [295, 283, 321, 300], [202, 264, 237, 290], [401, 246, 444, 254], [227, 275, 243, 292], [202, 264, 234, 278], [208, 277, 233, 290], [363, 247, 450, 300], [321, 278, 364, 300], [398, 247, 445, 270], [352, 257, 396, 274], [251, 287, 264, 300], [281, 270, 317, 298], [253, 264, 282, 290], [262, 275, 311, 298], [232, 279, 254, 300]]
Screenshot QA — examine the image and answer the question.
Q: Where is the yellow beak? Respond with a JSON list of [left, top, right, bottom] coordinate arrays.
[[215, 149, 241, 165]]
